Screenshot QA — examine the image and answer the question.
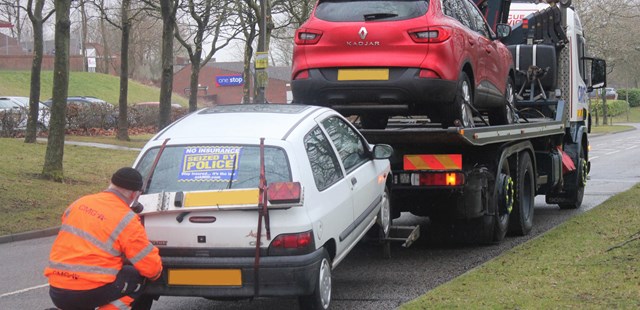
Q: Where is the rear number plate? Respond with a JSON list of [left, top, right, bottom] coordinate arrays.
[[337, 69, 389, 81], [168, 269, 242, 286]]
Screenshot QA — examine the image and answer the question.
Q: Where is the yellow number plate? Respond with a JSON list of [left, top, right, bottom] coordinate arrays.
[[168, 269, 242, 286], [337, 69, 389, 81], [184, 189, 259, 208]]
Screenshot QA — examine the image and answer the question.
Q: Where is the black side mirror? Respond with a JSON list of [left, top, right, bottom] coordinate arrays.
[[584, 57, 607, 89]]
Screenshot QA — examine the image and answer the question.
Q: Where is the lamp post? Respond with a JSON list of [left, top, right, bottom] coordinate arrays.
[[255, 0, 268, 104]]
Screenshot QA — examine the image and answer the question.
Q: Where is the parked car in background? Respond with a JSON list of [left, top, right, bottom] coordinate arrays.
[[134, 104, 393, 309], [291, 0, 516, 128], [133, 101, 183, 109], [43, 96, 116, 129], [589, 87, 618, 100], [2, 96, 50, 130], [42, 96, 111, 108], [605, 87, 618, 100]]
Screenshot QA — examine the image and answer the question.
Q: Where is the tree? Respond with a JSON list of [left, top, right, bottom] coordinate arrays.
[[158, 0, 179, 129], [20, 0, 55, 144], [42, 0, 71, 181], [115, 0, 132, 140], [236, 0, 257, 104], [93, 0, 146, 141], [175, 0, 239, 112]]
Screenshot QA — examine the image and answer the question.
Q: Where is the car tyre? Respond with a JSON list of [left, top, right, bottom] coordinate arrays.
[[509, 152, 535, 235], [489, 77, 517, 125], [441, 72, 474, 128], [377, 186, 392, 258], [299, 249, 332, 310]]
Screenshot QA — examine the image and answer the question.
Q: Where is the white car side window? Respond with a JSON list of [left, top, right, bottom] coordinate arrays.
[[321, 116, 368, 173], [304, 125, 344, 191]]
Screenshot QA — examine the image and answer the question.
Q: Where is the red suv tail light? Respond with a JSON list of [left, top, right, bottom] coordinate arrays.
[[268, 231, 315, 256], [295, 28, 323, 45], [409, 26, 451, 43]]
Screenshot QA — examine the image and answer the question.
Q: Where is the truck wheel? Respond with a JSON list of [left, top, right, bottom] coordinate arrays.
[[492, 169, 514, 242], [299, 249, 332, 310], [509, 152, 535, 235], [466, 166, 509, 244], [489, 77, 516, 125], [559, 146, 586, 209], [480, 162, 511, 244], [441, 72, 474, 128], [360, 115, 388, 129]]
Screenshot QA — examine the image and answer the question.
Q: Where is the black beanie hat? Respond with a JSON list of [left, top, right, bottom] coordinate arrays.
[[111, 167, 143, 191]]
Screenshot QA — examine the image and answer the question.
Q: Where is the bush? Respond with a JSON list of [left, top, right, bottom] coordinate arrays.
[[616, 88, 640, 107], [65, 102, 116, 131], [0, 107, 28, 137], [129, 105, 188, 127], [590, 99, 629, 117]]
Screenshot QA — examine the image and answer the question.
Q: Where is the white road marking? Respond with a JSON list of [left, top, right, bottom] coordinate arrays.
[[0, 283, 49, 298], [605, 150, 620, 155], [590, 156, 600, 160], [626, 145, 638, 150]]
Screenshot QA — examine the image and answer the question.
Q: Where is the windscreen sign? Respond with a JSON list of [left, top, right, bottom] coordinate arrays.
[[216, 75, 244, 87], [178, 146, 242, 182]]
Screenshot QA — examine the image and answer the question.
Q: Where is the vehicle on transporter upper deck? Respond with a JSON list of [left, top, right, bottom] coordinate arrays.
[[291, 0, 517, 129]]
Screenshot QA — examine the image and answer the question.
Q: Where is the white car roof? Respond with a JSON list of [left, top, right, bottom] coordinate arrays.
[[151, 104, 330, 143]]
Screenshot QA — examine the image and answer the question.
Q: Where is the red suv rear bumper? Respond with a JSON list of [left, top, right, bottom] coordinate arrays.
[[291, 68, 457, 117]]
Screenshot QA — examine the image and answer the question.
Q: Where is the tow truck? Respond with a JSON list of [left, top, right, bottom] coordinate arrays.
[[358, 0, 607, 244]]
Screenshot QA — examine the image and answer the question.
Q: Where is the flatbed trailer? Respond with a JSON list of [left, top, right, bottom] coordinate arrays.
[[359, 102, 583, 244], [354, 0, 608, 244]]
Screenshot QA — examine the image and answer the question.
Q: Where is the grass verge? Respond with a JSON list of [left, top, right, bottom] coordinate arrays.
[[601, 106, 640, 124], [0, 138, 138, 235], [402, 183, 640, 309], [590, 124, 635, 134]]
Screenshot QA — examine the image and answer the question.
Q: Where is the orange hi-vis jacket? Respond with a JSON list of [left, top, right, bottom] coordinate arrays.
[[44, 190, 162, 290]]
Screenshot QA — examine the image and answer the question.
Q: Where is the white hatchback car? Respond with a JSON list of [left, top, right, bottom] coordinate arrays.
[[133, 104, 392, 309]]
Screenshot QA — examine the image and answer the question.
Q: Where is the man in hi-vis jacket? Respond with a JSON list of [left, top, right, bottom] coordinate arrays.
[[44, 167, 162, 310]]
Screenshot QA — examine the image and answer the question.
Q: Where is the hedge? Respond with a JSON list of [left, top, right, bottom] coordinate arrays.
[[616, 88, 640, 107], [590, 99, 629, 117]]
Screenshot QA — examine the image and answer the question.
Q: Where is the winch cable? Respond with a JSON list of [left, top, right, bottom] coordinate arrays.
[[254, 137, 271, 296]]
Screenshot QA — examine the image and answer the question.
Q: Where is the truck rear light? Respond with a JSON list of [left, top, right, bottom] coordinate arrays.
[[268, 231, 315, 256], [395, 172, 465, 186], [267, 182, 301, 204], [293, 70, 309, 80], [295, 28, 323, 45], [419, 69, 440, 79], [417, 172, 463, 186], [408, 26, 451, 43]]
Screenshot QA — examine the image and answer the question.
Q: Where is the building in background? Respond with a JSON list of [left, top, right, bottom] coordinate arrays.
[[172, 61, 292, 105]]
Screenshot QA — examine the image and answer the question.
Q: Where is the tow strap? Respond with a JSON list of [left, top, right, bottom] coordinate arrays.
[[253, 138, 271, 296]]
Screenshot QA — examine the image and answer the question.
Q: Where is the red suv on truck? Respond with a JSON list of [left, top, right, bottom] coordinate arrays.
[[292, 0, 516, 128]]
